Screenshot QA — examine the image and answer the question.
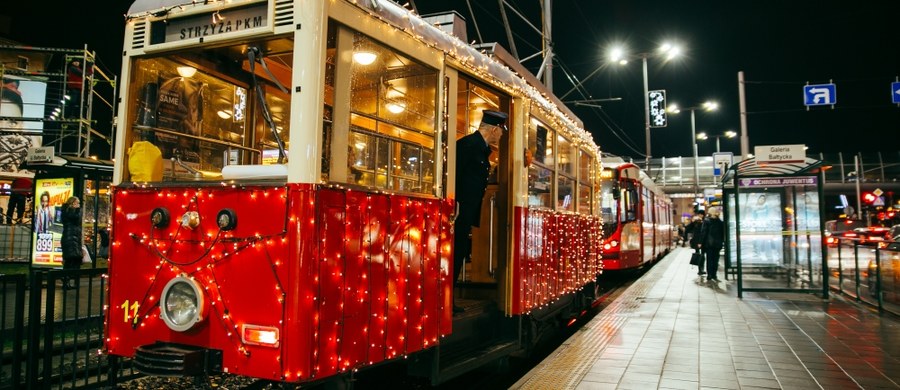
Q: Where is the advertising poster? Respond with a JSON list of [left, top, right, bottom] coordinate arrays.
[[155, 76, 205, 163], [31, 177, 74, 267], [737, 192, 784, 266], [1, 75, 47, 173]]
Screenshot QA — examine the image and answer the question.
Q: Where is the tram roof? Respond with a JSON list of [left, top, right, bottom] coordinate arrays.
[[722, 157, 824, 182]]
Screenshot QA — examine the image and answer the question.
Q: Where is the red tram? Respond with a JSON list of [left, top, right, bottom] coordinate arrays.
[[106, 0, 605, 385], [599, 158, 674, 270]]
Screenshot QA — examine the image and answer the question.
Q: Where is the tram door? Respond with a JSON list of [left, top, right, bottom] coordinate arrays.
[[469, 140, 508, 284]]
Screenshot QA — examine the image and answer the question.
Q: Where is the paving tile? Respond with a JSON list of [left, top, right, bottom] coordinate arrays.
[[662, 369, 699, 382], [664, 363, 699, 373], [698, 377, 740, 389], [658, 377, 700, 390], [735, 369, 776, 380], [620, 372, 661, 384], [586, 365, 626, 377], [574, 381, 618, 390], [736, 377, 781, 388], [580, 372, 621, 384]]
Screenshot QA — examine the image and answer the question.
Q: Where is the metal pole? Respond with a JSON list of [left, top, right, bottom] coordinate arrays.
[[643, 56, 651, 175], [691, 109, 699, 195], [854, 155, 861, 220], [543, 0, 553, 92], [738, 71, 750, 158], [716, 136, 721, 153]]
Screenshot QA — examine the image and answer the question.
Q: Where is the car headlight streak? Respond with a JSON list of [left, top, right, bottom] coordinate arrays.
[[160, 274, 207, 332]]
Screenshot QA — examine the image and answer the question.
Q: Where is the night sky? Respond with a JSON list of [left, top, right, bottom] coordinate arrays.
[[3, 1, 897, 160]]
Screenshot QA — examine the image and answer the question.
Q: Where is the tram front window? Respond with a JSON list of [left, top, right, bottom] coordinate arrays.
[[123, 38, 293, 182]]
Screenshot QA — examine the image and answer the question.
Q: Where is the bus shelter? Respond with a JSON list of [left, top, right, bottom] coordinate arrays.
[[22, 156, 113, 269], [722, 157, 827, 298]]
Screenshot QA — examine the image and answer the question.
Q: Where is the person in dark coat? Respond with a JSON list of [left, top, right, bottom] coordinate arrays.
[[60, 196, 83, 288], [698, 206, 725, 282], [453, 109, 507, 314], [687, 210, 706, 274]]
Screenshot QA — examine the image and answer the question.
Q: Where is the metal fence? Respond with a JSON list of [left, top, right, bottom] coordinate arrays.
[[0, 268, 139, 389], [827, 239, 900, 314]]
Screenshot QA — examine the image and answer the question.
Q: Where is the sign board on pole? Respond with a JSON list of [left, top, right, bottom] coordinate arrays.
[[712, 152, 733, 177], [648, 90, 667, 128], [754, 144, 805, 164], [892, 82, 900, 104]]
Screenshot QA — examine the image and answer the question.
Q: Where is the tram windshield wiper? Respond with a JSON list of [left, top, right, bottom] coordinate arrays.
[[246, 46, 288, 164]]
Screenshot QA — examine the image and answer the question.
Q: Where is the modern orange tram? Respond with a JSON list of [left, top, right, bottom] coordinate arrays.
[[106, 0, 611, 386], [599, 158, 675, 271]]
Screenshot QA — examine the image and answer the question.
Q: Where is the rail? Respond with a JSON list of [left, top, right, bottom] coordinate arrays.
[[0, 268, 141, 389], [827, 238, 900, 315]]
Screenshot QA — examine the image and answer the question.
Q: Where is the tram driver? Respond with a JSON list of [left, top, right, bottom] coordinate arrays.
[[453, 109, 507, 314]]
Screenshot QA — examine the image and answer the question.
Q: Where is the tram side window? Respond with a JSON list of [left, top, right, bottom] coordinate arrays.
[[623, 185, 638, 221], [321, 23, 337, 182], [124, 37, 293, 181], [346, 32, 437, 194], [556, 134, 575, 211], [577, 148, 594, 215], [643, 189, 653, 224], [526, 119, 553, 208]]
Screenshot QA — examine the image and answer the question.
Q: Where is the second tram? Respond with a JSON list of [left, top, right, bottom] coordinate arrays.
[[599, 158, 674, 271]]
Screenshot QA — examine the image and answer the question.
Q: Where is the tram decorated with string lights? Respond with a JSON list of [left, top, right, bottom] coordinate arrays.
[[598, 158, 675, 271], [106, 0, 607, 386]]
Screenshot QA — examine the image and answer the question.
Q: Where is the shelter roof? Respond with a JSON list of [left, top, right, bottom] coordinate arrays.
[[722, 157, 824, 182]]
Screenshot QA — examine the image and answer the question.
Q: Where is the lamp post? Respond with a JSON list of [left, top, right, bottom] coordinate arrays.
[[608, 43, 682, 175], [668, 101, 718, 194], [696, 130, 737, 153]]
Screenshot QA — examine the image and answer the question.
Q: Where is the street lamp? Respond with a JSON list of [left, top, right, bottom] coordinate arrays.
[[607, 42, 682, 175], [668, 101, 718, 194], [696, 130, 737, 153]]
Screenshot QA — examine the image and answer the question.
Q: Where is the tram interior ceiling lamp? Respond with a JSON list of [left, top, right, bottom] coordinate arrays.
[[177, 66, 197, 78], [353, 50, 378, 65]]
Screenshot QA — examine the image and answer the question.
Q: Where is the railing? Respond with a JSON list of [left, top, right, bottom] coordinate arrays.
[[827, 238, 900, 315], [0, 268, 140, 389]]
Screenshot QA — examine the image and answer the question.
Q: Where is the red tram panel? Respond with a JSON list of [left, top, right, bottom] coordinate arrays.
[[106, 184, 453, 382], [510, 207, 603, 315]]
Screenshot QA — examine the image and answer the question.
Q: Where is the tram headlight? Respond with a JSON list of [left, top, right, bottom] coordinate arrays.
[[603, 240, 619, 251], [159, 274, 207, 332]]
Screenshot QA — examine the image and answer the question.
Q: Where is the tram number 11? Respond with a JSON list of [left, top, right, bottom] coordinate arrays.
[[120, 300, 140, 324]]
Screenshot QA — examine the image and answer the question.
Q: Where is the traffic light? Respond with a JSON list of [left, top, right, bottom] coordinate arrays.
[[862, 192, 877, 204]]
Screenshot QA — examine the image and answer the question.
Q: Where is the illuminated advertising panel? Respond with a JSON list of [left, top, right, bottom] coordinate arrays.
[[31, 177, 75, 267]]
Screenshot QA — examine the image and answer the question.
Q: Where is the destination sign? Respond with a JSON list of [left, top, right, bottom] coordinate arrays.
[[160, 5, 268, 44]]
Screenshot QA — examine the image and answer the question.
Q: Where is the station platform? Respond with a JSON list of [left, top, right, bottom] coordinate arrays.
[[512, 247, 900, 389]]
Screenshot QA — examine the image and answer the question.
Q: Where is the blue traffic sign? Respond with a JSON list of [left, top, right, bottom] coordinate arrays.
[[803, 83, 836, 106], [892, 82, 900, 104]]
